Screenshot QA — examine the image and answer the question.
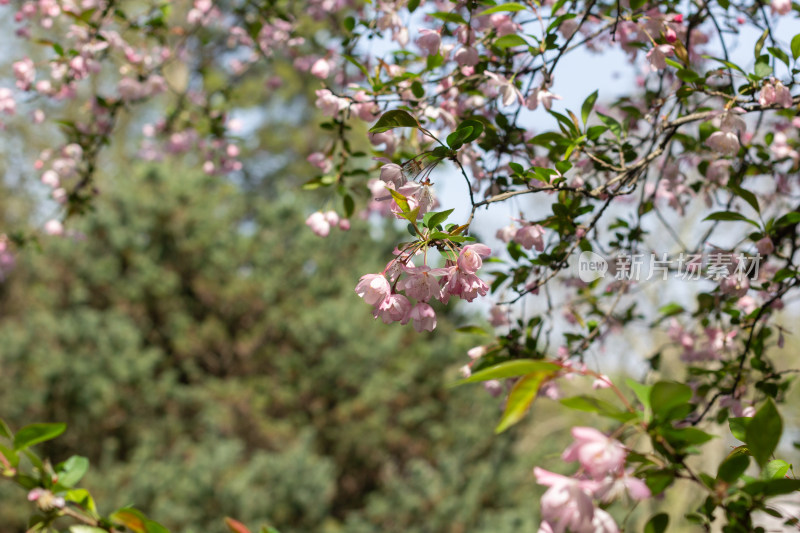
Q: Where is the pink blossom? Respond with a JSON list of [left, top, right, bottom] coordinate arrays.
[[457, 243, 491, 274], [416, 29, 441, 56], [310, 58, 331, 79], [380, 163, 404, 186], [706, 130, 739, 156], [0, 88, 16, 115], [562, 427, 627, 479], [534, 468, 598, 533], [454, 46, 479, 66], [372, 293, 412, 324], [13, 58, 35, 90], [771, 0, 792, 15], [408, 302, 437, 332], [489, 306, 510, 327], [305, 211, 331, 237], [594, 470, 651, 502], [514, 224, 545, 251], [467, 345, 487, 359], [44, 219, 64, 236], [646, 44, 674, 71], [397, 265, 444, 302], [355, 273, 392, 306], [442, 268, 489, 302], [756, 236, 774, 255], [314, 89, 348, 117], [485, 72, 523, 107], [526, 87, 562, 111], [496, 224, 516, 243]]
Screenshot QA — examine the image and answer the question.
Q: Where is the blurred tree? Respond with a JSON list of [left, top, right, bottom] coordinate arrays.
[[0, 168, 549, 533]]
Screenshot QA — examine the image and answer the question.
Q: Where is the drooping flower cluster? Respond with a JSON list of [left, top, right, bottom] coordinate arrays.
[[535, 427, 650, 533], [355, 244, 491, 332]]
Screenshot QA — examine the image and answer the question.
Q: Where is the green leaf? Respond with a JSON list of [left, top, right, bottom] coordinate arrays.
[[455, 325, 489, 336], [111, 508, 148, 533], [763, 459, 790, 480], [495, 372, 552, 433], [644, 513, 669, 533], [446, 127, 473, 150], [775, 212, 800, 227], [0, 444, 19, 468], [494, 34, 528, 49], [717, 454, 749, 483], [455, 359, 560, 386], [792, 33, 800, 60], [581, 90, 598, 125], [408, 0, 420, 12], [57, 455, 90, 488], [478, 2, 528, 16], [703, 211, 760, 228], [559, 396, 636, 422], [457, 119, 484, 143], [767, 47, 790, 68], [428, 11, 467, 24], [65, 488, 96, 512], [650, 381, 692, 420], [13, 423, 67, 451], [410, 80, 425, 99], [729, 185, 760, 214], [644, 470, 675, 495], [596, 113, 622, 138], [70, 527, 107, 533], [755, 29, 769, 59], [754, 54, 772, 79], [745, 398, 782, 468], [730, 417, 751, 441], [703, 56, 746, 74], [626, 378, 652, 412], [387, 187, 410, 212], [424, 208, 454, 229], [0, 419, 11, 440], [369, 110, 420, 133]]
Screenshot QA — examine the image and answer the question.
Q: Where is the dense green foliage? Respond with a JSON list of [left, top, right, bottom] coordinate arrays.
[[0, 169, 553, 532]]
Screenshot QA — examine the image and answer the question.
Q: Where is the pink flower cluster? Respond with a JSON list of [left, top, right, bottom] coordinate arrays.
[[305, 211, 350, 237], [535, 427, 650, 533], [355, 244, 491, 332]]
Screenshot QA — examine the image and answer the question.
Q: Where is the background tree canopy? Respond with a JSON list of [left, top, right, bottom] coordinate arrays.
[[0, 169, 562, 533]]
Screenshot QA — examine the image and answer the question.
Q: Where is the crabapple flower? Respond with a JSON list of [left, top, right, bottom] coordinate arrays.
[[13, 58, 35, 90], [646, 44, 674, 71], [457, 243, 491, 274], [514, 224, 545, 251], [759, 80, 793, 108], [416, 29, 441, 56], [314, 89, 348, 117], [310, 58, 331, 79], [535, 467, 599, 533], [379, 163, 404, 187], [355, 273, 392, 306], [496, 224, 516, 243], [408, 302, 437, 332], [485, 72, 523, 107], [756, 236, 774, 255], [27, 488, 65, 511], [305, 211, 331, 237], [397, 265, 444, 302], [373, 293, 412, 324], [562, 427, 627, 479], [454, 46, 479, 66], [526, 87, 562, 111], [706, 130, 740, 156], [43, 219, 64, 236], [442, 268, 490, 303], [771, 0, 791, 15]]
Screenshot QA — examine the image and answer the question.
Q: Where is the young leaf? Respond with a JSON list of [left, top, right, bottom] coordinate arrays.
[[478, 2, 528, 15], [717, 454, 749, 483], [763, 459, 790, 480], [644, 513, 669, 533], [225, 518, 252, 533], [649, 381, 692, 420], [792, 33, 800, 60], [57, 455, 90, 488], [424, 208, 454, 229], [495, 371, 553, 433], [369, 110, 420, 133], [387, 187, 410, 212], [703, 211, 760, 228], [494, 34, 528, 49], [729, 417, 751, 441], [454, 359, 560, 385], [745, 398, 782, 468], [0, 418, 11, 440], [13, 423, 67, 451], [581, 90, 598, 125]]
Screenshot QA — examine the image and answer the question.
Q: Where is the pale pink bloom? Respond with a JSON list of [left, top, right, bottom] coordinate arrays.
[[305, 211, 331, 237], [408, 302, 437, 332], [314, 89, 348, 117], [442, 268, 489, 302], [373, 292, 412, 324], [310, 58, 331, 79], [562, 427, 627, 479], [489, 306, 510, 327], [773, 81, 793, 108], [706, 130, 740, 156], [307, 152, 331, 173], [0, 88, 16, 115], [534, 468, 598, 533], [380, 163, 404, 186], [526, 87, 562, 111], [416, 29, 441, 56], [756, 236, 774, 255], [593, 375, 612, 389], [323, 210, 339, 227], [457, 244, 491, 274], [489, 14, 521, 36], [646, 44, 674, 71], [485, 72, 523, 107], [591, 509, 620, 533], [594, 470, 651, 502], [737, 295, 758, 314], [484, 379, 503, 397], [496, 224, 516, 243], [706, 159, 730, 185], [759, 80, 791, 108], [720, 273, 749, 298], [41, 170, 59, 188], [459, 364, 471, 378], [355, 273, 392, 306], [369, 130, 398, 154], [467, 345, 487, 359], [397, 265, 444, 302], [13, 58, 35, 90], [454, 46, 479, 66], [44, 219, 64, 236], [514, 224, 545, 251], [27, 488, 65, 511], [338, 219, 350, 231], [771, 0, 792, 15]]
